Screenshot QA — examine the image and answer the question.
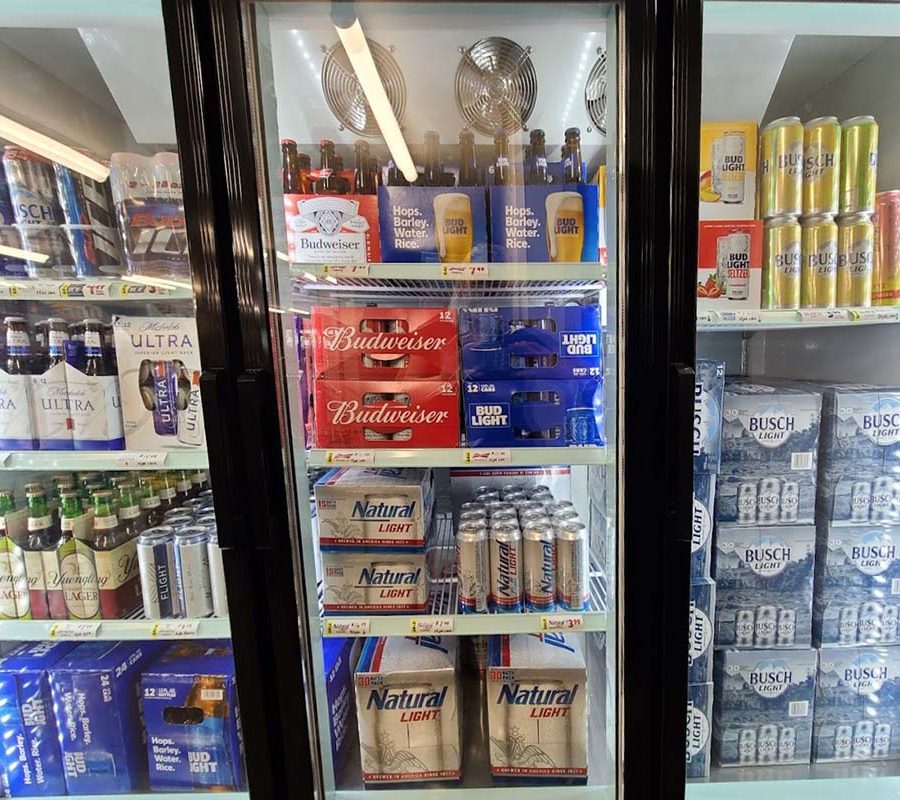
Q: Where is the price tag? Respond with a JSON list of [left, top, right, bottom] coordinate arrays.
[[115, 452, 167, 468], [410, 617, 454, 634], [322, 263, 370, 277], [798, 309, 848, 323], [324, 618, 370, 636], [442, 264, 489, 279], [324, 450, 375, 466], [463, 448, 511, 465], [151, 620, 201, 638], [118, 283, 171, 297], [49, 621, 102, 640], [695, 310, 716, 325], [540, 614, 584, 631], [27, 281, 63, 299], [850, 308, 900, 322], [717, 310, 762, 325]]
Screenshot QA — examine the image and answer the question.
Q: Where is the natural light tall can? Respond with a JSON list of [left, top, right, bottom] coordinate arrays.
[[763, 215, 801, 309], [837, 212, 874, 307], [759, 117, 803, 218], [873, 190, 900, 306], [800, 213, 838, 308], [802, 116, 840, 215], [840, 115, 879, 214]]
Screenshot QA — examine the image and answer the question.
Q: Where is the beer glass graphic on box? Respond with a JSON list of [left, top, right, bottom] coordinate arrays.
[[546, 191, 585, 262], [433, 193, 473, 263]]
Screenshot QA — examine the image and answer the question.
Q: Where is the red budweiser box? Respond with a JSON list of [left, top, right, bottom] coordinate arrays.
[[311, 306, 459, 380], [697, 220, 763, 310], [314, 379, 460, 448], [285, 193, 381, 264]]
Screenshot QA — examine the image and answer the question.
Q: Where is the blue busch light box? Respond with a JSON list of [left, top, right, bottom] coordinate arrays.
[[686, 682, 713, 778], [813, 646, 900, 762], [459, 305, 602, 381], [713, 525, 815, 649], [713, 648, 818, 767], [463, 378, 604, 448], [692, 473, 716, 578], [694, 360, 725, 473], [689, 578, 716, 683], [488, 184, 600, 263], [377, 186, 488, 262]]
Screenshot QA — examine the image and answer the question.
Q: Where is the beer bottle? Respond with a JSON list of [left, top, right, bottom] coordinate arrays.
[[139, 475, 164, 528], [156, 472, 178, 515], [458, 131, 480, 187], [32, 320, 49, 374], [528, 129, 549, 185], [192, 470, 210, 492], [0, 490, 28, 620], [66, 321, 85, 371], [84, 319, 114, 378], [313, 140, 344, 195], [5, 316, 32, 376], [297, 152, 312, 193], [58, 491, 100, 620], [353, 141, 375, 194], [46, 319, 69, 369], [422, 130, 443, 187], [117, 483, 145, 538], [26, 489, 62, 619], [368, 157, 382, 189], [564, 127, 584, 184], [174, 470, 194, 502], [281, 139, 303, 193], [493, 130, 512, 186], [386, 160, 410, 187], [333, 153, 351, 194], [92, 490, 123, 551]]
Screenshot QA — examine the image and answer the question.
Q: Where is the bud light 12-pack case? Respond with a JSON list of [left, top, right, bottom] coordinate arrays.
[[694, 360, 725, 474], [689, 578, 716, 683], [686, 681, 713, 778]]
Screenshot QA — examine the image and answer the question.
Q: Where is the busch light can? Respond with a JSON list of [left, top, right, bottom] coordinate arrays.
[[776, 609, 796, 646], [780, 481, 800, 522], [556, 519, 589, 611], [839, 605, 859, 644], [456, 520, 488, 613], [778, 727, 796, 762], [739, 728, 757, 764], [757, 724, 779, 764], [853, 720, 875, 759], [522, 521, 555, 611], [874, 723, 892, 758], [489, 524, 522, 613], [137, 526, 182, 619], [2, 146, 63, 225], [757, 477, 782, 524], [851, 480, 873, 523], [735, 609, 755, 646], [737, 481, 758, 526], [174, 526, 213, 618], [883, 604, 899, 643], [859, 600, 882, 643], [754, 605, 778, 646], [834, 724, 854, 759], [870, 476, 897, 522], [207, 528, 228, 618]]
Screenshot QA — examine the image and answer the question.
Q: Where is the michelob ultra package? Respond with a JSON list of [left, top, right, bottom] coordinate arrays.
[[354, 636, 459, 785], [694, 360, 725, 474], [487, 633, 588, 784], [686, 682, 713, 778], [698, 121, 758, 220]]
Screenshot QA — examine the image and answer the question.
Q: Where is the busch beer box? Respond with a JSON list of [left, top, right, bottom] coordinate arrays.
[[689, 578, 716, 684], [487, 633, 588, 784], [324, 637, 358, 778], [463, 378, 604, 448], [113, 317, 205, 451], [692, 473, 716, 578], [712, 525, 816, 649], [141, 642, 246, 791], [697, 220, 763, 309], [694, 360, 725, 474], [321, 549, 430, 614], [314, 468, 434, 550], [814, 522, 900, 647], [377, 186, 488, 262], [713, 648, 817, 767], [698, 121, 758, 220], [488, 184, 600, 263], [284, 193, 380, 265], [314, 380, 459, 449], [717, 380, 822, 526], [816, 384, 900, 524], [0, 642, 76, 797], [686, 682, 713, 779], [354, 636, 459, 785], [310, 307, 458, 381], [459, 305, 602, 381], [813, 646, 900, 762]]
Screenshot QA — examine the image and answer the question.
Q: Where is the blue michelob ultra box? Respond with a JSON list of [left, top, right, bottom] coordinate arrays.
[[324, 638, 357, 778], [141, 641, 245, 791], [463, 378, 604, 448], [488, 184, 600, 263], [0, 642, 76, 797], [694, 360, 725, 474], [49, 641, 163, 795], [459, 305, 602, 381], [377, 186, 488, 263]]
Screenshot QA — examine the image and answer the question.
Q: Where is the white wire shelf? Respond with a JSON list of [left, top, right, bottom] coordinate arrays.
[[307, 446, 610, 469], [0, 450, 209, 470], [320, 514, 608, 638], [0, 615, 230, 641], [698, 306, 900, 331], [0, 278, 193, 301]]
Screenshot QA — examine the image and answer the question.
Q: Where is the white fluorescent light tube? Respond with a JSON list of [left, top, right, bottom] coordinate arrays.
[[0, 244, 48, 263], [334, 18, 418, 183], [0, 114, 109, 182]]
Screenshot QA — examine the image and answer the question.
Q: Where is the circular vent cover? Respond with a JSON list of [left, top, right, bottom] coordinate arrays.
[[321, 37, 406, 137], [455, 36, 537, 135], [585, 50, 608, 135]]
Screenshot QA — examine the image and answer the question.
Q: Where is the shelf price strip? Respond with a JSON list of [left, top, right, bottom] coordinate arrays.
[[324, 618, 370, 636], [151, 620, 201, 638], [409, 617, 454, 634], [49, 621, 102, 640], [324, 450, 375, 466], [115, 452, 167, 468], [540, 614, 584, 631], [442, 264, 489, 279], [463, 448, 511, 465]]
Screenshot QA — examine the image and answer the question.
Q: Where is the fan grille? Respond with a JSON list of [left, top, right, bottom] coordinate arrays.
[[585, 50, 608, 135], [455, 36, 537, 135], [321, 38, 406, 137]]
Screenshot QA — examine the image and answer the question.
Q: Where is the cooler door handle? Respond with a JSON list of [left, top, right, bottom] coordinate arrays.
[[670, 362, 696, 542]]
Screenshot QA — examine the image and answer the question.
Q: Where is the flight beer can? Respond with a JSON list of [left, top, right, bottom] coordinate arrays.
[[763, 215, 801, 309], [873, 190, 900, 306], [759, 117, 803, 218], [800, 214, 837, 308], [837, 212, 874, 307], [137, 526, 182, 619], [522, 521, 555, 611], [840, 115, 878, 214], [802, 117, 840, 215], [207, 529, 228, 618], [174, 525, 214, 618]]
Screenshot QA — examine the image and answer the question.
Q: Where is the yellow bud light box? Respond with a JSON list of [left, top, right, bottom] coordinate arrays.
[[699, 121, 758, 220]]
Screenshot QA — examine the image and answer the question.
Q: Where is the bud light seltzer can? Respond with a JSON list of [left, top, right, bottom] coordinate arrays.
[[837, 212, 874, 307], [800, 214, 838, 308], [840, 115, 878, 214], [137, 526, 182, 619], [556, 519, 589, 611], [717, 132, 746, 204], [456, 519, 488, 613], [490, 523, 522, 612], [760, 117, 803, 218], [725, 232, 751, 300], [873, 190, 900, 306], [802, 116, 840, 215], [763, 215, 801, 309], [174, 526, 214, 618], [523, 521, 555, 611]]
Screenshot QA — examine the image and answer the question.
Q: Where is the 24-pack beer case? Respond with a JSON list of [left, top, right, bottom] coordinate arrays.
[[689, 578, 716, 684], [692, 473, 716, 578], [686, 682, 714, 778], [694, 360, 726, 474]]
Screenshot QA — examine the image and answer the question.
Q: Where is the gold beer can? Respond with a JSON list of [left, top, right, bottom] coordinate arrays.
[[873, 190, 900, 306], [839, 115, 878, 214], [837, 212, 875, 307], [800, 213, 838, 308], [759, 117, 803, 218], [802, 117, 840, 216], [763, 214, 801, 309]]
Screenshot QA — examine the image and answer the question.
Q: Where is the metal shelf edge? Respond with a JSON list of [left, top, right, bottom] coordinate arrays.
[[291, 262, 604, 282], [1, 450, 210, 470], [0, 617, 231, 640], [306, 447, 610, 468]]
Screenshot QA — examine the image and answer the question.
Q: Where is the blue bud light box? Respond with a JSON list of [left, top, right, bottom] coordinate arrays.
[[488, 184, 600, 263], [377, 186, 488, 263]]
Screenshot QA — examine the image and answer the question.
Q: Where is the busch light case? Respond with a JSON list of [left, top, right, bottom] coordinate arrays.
[[488, 184, 600, 263], [459, 305, 602, 381], [717, 381, 822, 526], [113, 317, 205, 450], [814, 522, 900, 646], [689, 578, 716, 683], [694, 360, 725, 474], [813, 646, 900, 762], [323, 638, 358, 778], [713, 525, 816, 648], [713, 648, 818, 767], [686, 682, 713, 778], [692, 473, 716, 578], [817, 385, 900, 524], [377, 186, 488, 262], [141, 642, 246, 791], [464, 378, 604, 448], [0, 642, 76, 796], [49, 641, 164, 794]]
